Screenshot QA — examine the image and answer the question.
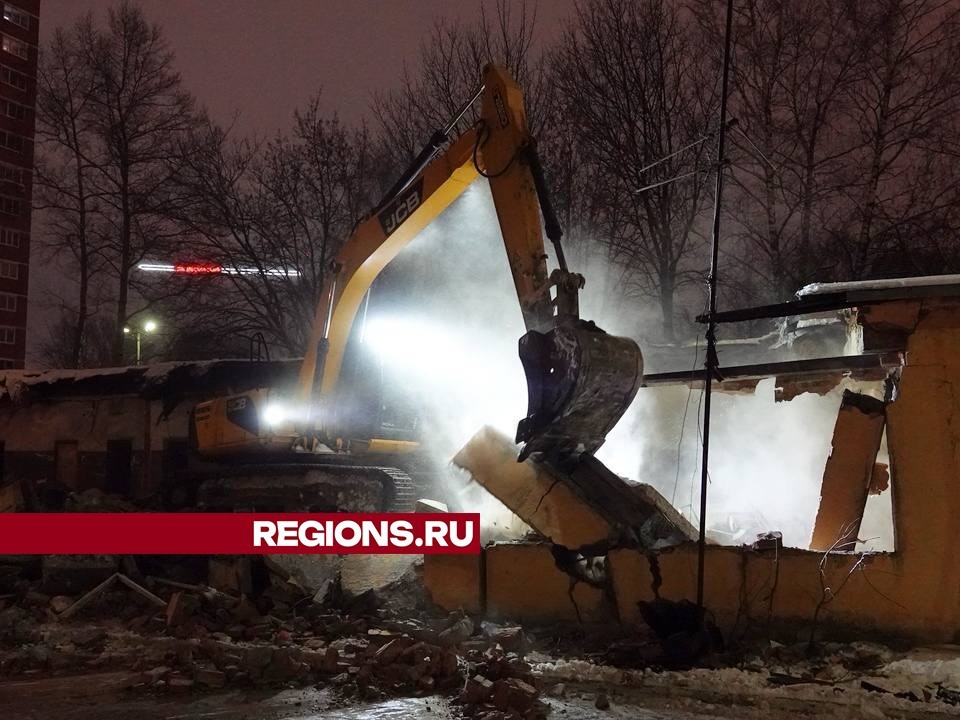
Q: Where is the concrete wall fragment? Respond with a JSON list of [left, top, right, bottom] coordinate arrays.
[[485, 543, 607, 623], [809, 390, 886, 551], [423, 553, 483, 614]]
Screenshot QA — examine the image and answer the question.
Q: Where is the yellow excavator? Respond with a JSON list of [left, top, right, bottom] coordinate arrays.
[[188, 65, 643, 512]]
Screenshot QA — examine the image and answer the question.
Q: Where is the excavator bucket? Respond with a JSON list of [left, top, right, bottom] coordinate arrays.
[[516, 320, 643, 461]]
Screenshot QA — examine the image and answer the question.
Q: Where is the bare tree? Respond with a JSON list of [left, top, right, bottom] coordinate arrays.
[[696, 0, 960, 301], [832, 0, 960, 280], [36, 1, 200, 367], [551, 0, 717, 339], [163, 101, 379, 359], [691, 0, 866, 301], [35, 19, 104, 367], [373, 0, 551, 170], [83, 1, 199, 363]]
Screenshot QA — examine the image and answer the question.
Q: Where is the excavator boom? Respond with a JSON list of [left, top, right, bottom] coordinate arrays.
[[195, 64, 642, 468]]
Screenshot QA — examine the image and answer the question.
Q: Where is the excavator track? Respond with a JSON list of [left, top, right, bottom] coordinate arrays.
[[178, 459, 417, 513]]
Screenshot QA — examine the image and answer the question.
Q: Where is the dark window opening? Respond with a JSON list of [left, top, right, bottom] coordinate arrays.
[[105, 438, 133, 495], [162, 437, 190, 479], [55, 440, 79, 490]]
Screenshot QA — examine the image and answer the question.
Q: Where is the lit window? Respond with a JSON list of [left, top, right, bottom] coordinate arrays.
[[2, 4, 28, 30], [0, 260, 18, 279], [1, 35, 26, 60], [0, 292, 15, 311], [0, 327, 15, 344], [0, 228, 20, 247], [0, 64, 26, 90]]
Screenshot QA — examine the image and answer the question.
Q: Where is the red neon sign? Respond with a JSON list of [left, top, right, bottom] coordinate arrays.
[[174, 261, 222, 275]]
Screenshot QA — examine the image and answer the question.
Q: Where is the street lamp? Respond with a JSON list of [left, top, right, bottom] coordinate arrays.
[[123, 319, 159, 365]]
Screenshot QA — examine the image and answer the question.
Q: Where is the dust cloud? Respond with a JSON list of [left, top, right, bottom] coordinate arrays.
[[361, 183, 894, 550]]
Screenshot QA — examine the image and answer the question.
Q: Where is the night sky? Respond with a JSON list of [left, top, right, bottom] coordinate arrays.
[[40, 0, 577, 134], [30, 1, 577, 362]]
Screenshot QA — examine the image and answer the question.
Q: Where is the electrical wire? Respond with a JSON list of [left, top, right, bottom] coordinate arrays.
[[671, 334, 701, 506]]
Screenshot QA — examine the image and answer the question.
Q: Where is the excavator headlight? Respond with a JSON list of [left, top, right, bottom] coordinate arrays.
[[261, 402, 291, 428]]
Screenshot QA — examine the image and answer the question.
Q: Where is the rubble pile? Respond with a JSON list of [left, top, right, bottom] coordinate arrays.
[[8, 552, 960, 717], [0, 553, 553, 717], [455, 639, 548, 720]]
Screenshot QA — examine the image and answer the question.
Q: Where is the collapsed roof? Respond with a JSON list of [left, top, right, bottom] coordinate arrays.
[[0, 359, 300, 415]]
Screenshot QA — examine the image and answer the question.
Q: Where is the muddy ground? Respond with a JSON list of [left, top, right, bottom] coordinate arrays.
[[3, 553, 960, 719]]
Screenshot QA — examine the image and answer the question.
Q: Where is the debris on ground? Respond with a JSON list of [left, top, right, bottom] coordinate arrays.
[[3, 551, 960, 719]]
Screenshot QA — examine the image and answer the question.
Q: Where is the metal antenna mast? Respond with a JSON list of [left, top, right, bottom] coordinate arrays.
[[697, 0, 736, 613]]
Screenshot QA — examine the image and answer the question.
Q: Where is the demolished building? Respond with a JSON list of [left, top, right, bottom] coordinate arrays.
[[427, 278, 960, 644]]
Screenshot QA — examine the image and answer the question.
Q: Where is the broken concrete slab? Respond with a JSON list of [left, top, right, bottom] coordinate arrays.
[[415, 498, 448, 513], [810, 390, 886, 552], [455, 427, 614, 550], [454, 426, 696, 552]]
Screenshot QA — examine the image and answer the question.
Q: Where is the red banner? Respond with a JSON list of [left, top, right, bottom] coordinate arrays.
[[0, 513, 480, 554]]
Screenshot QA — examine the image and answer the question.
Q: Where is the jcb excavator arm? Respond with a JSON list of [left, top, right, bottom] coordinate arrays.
[[298, 66, 557, 405], [210, 64, 638, 465], [293, 64, 642, 461]]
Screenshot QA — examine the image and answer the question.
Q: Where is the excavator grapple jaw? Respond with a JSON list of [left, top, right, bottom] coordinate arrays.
[[516, 320, 643, 462]]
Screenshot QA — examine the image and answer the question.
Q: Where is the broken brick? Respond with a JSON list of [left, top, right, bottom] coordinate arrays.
[[439, 615, 473, 646], [207, 556, 252, 597], [167, 675, 194, 692], [374, 636, 413, 665], [491, 677, 538, 712], [195, 667, 226, 688], [166, 591, 200, 627], [461, 674, 495, 704]]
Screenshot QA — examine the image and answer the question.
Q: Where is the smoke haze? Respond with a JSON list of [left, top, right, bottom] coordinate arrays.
[[362, 183, 894, 550]]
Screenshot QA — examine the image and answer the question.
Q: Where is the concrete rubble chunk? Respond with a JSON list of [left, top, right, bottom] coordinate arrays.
[[462, 674, 495, 704], [810, 390, 886, 552], [207, 557, 252, 596], [454, 426, 695, 551], [48, 596, 73, 614], [415, 498, 448, 513], [374, 636, 413, 665], [491, 677, 538, 712], [166, 591, 200, 627], [438, 614, 473, 646], [195, 667, 226, 688], [869, 462, 890, 495]]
